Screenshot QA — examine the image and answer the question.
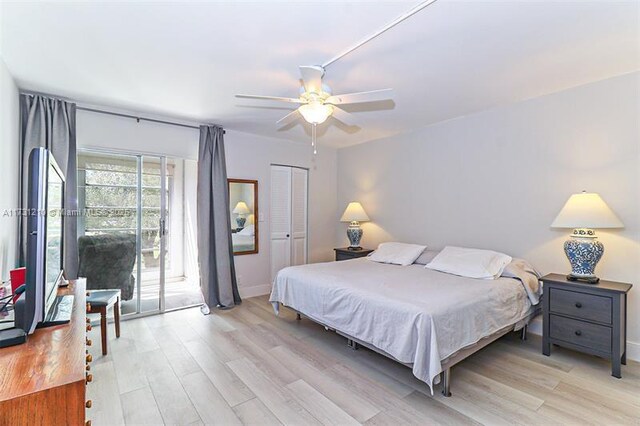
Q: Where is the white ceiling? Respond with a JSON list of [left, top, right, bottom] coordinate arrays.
[[1, 1, 638, 147]]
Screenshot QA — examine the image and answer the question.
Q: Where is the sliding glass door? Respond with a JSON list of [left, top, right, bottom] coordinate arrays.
[[77, 150, 201, 317]]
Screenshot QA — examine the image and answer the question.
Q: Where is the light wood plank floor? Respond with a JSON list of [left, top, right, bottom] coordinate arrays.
[[86, 295, 640, 426]]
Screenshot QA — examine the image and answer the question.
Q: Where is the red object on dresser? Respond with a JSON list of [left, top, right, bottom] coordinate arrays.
[[10, 267, 26, 302]]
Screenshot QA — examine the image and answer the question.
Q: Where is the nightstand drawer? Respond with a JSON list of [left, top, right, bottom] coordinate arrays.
[[549, 314, 611, 354], [336, 252, 356, 261], [549, 288, 612, 324], [334, 248, 373, 262]]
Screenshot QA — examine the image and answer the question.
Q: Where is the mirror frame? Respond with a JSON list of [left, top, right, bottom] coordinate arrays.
[[228, 178, 259, 255]]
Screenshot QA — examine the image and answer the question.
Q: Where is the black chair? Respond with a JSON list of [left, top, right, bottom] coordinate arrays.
[[78, 233, 136, 301]]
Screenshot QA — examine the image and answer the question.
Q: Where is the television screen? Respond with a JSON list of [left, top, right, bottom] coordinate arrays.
[[22, 148, 65, 334], [45, 160, 64, 316]]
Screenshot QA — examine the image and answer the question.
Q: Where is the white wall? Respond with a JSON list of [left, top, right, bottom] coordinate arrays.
[[225, 130, 337, 297], [77, 109, 338, 298], [337, 72, 640, 359], [0, 56, 19, 281]]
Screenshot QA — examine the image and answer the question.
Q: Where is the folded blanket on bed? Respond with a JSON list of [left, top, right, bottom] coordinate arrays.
[[502, 258, 541, 305]]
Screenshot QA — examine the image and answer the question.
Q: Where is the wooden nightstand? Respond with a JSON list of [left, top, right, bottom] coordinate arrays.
[[541, 273, 632, 378], [334, 247, 374, 261]]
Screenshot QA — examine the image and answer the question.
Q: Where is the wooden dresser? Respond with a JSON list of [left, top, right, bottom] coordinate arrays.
[[0, 279, 91, 425]]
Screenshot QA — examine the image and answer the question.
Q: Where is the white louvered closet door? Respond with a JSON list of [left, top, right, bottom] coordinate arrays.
[[290, 167, 308, 266], [270, 165, 308, 283]]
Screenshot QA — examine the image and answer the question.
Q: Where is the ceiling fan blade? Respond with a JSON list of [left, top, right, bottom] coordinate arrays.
[[236, 94, 304, 104], [325, 88, 394, 105], [276, 110, 301, 128], [299, 65, 324, 94], [330, 106, 357, 126]]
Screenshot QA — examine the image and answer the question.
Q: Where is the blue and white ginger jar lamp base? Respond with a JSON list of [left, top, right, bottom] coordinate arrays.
[[347, 221, 363, 250], [564, 228, 603, 284]]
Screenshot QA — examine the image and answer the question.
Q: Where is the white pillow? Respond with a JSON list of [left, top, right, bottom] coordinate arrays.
[[369, 242, 427, 266], [425, 246, 512, 279], [238, 224, 255, 236]]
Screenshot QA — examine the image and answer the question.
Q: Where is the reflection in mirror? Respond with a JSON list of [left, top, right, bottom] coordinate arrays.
[[228, 179, 258, 255]]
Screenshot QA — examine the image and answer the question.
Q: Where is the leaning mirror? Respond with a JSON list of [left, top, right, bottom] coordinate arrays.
[[228, 179, 258, 255]]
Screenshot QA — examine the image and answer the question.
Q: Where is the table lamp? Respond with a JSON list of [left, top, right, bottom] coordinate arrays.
[[340, 202, 370, 250], [233, 201, 251, 228], [551, 191, 623, 283]]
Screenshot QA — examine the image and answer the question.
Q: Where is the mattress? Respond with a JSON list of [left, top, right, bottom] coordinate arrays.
[[269, 257, 539, 393], [232, 233, 255, 251]]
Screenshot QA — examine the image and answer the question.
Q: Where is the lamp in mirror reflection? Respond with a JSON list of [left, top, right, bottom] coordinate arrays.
[[233, 201, 251, 228]]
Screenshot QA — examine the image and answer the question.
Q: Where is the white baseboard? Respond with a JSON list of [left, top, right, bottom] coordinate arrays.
[[625, 340, 640, 362], [528, 316, 543, 336], [239, 284, 271, 299], [526, 314, 639, 362]]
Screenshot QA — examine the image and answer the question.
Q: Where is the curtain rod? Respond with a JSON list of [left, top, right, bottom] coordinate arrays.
[[76, 106, 225, 134]]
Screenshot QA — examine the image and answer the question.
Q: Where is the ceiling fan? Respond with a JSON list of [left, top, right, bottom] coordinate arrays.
[[235, 0, 439, 153], [236, 66, 394, 129]]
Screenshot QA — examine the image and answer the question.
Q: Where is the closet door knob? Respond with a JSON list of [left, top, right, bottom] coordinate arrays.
[[575, 330, 582, 336], [575, 302, 582, 308]]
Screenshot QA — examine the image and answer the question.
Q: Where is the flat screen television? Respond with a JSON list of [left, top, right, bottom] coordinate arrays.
[[23, 147, 67, 334]]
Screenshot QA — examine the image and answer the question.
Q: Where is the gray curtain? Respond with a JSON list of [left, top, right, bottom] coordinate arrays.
[[19, 94, 78, 279], [197, 125, 240, 310]]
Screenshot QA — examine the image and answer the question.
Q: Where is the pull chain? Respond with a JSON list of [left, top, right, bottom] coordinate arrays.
[[312, 123, 317, 155]]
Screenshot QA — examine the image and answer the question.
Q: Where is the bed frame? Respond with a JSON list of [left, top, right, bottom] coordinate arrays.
[[285, 306, 540, 397]]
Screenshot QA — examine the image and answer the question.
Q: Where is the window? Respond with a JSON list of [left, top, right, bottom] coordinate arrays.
[[77, 153, 173, 273]]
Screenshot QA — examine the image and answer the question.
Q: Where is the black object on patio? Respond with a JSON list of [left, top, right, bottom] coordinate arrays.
[[78, 233, 136, 301]]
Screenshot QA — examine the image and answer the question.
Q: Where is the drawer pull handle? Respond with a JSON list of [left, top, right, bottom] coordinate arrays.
[[86, 400, 92, 408], [86, 373, 93, 383], [575, 330, 582, 336], [575, 302, 582, 308]]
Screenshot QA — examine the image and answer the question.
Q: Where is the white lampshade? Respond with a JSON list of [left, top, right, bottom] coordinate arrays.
[[340, 202, 370, 223], [551, 192, 623, 229], [233, 201, 251, 215], [298, 102, 333, 124]]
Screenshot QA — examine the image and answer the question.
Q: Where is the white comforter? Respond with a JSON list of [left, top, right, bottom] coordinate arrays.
[[269, 258, 539, 393]]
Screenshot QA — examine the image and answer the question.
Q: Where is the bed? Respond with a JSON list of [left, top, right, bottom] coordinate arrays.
[[232, 233, 255, 251], [269, 255, 541, 396]]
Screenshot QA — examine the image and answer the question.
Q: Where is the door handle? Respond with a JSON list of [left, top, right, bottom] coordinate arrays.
[[286, 234, 290, 238]]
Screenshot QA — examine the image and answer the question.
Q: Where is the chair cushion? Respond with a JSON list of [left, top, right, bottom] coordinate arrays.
[[87, 289, 120, 307]]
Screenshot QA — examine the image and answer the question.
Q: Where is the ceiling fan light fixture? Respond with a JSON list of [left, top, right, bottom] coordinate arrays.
[[298, 102, 333, 124]]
